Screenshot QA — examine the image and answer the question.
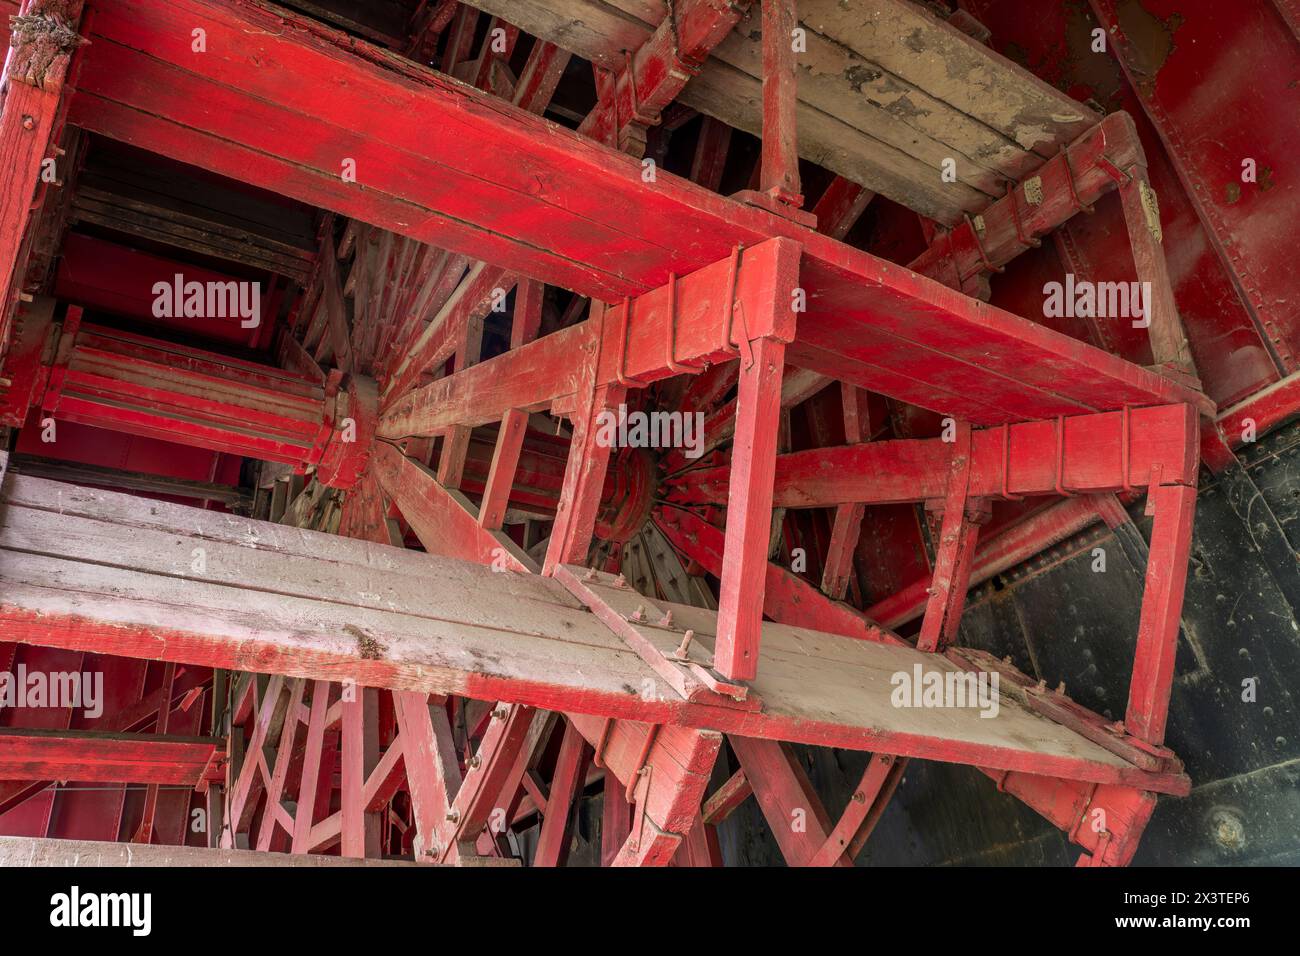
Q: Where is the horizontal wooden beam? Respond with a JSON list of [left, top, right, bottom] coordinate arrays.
[[8, 454, 253, 510], [668, 403, 1200, 508], [0, 473, 1189, 794], [378, 238, 799, 438], [0, 728, 220, 785], [67, 0, 1210, 425], [0, 836, 430, 867]]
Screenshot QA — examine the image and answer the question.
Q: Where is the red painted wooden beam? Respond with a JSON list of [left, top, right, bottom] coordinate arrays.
[[66, 0, 1210, 425], [758, 0, 801, 207], [43, 317, 328, 463], [908, 112, 1145, 297], [0, 0, 84, 349], [0, 728, 221, 785], [577, 0, 750, 153], [1125, 482, 1197, 746], [30, 312, 375, 487], [667, 403, 1200, 509], [369, 439, 536, 571], [378, 238, 801, 437], [729, 736, 847, 866]]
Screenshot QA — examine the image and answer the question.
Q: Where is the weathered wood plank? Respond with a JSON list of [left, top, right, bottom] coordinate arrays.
[[0, 478, 1189, 794], [0, 835, 430, 866], [459, 0, 1098, 221]]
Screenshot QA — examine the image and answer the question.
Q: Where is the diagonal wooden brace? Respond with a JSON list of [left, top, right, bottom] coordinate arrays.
[[917, 421, 987, 653], [554, 564, 755, 707]]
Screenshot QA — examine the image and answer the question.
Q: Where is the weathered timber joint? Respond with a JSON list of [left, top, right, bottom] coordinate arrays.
[[316, 374, 379, 490], [7, 6, 87, 89]]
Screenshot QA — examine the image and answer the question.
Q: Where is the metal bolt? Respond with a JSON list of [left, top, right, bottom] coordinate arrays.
[[584, 566, 598, 581], [658, 609, 674, 627], [491, 704, 510, 721], [630, 604, 647, 622], [468, 754, 482, 770], [21, 115, 34, 130], [445, 809, 460, 823], [612, 574, 628, 588], [671, 629, 696, 661]]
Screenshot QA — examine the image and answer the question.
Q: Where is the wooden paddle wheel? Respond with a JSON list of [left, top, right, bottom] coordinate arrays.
[[1, 0, 1294, 869]]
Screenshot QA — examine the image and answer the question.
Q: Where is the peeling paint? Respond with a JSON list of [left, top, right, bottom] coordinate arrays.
[[1115, 0, 1184, 99]]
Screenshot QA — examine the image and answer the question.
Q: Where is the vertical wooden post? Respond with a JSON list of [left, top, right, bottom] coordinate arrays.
[[131, 661, 176, 844], [339, 691, 366, 858], [544, 302, 625, 574], [760, 0, 802, 206], [341, 687, 383, 858], [673, 811, 722, 866], [438, 308, 486, 489], [714, 336, 786, 681], [1126, 481, 1197, 745]]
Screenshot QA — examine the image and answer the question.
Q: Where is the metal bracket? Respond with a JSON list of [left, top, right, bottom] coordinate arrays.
[[1053, 415, 1080, 497], [1060, 146, 1095, 215], [1005, 181, 1040, 250], [663, 271, 705, 375], [999, 422, 1025, 501], [615, 296, 653, 387]]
